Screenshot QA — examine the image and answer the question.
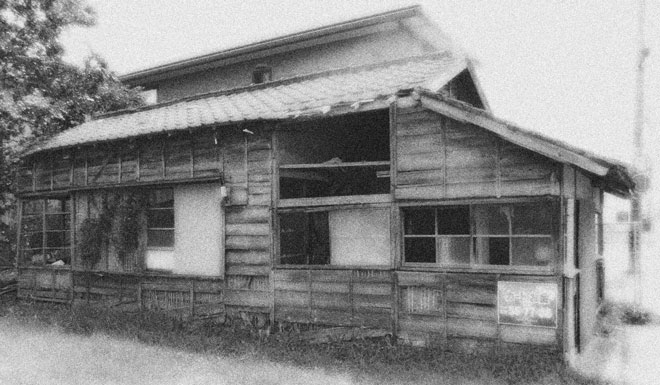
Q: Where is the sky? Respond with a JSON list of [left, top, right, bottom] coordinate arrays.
[[59, 0, 660, 219]]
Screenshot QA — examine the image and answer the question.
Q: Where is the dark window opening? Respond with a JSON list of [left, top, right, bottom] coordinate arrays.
[[278, 110, 390, 199], [279, 211, 330, 265]]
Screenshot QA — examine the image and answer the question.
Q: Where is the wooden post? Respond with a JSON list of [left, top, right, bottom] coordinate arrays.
[[189, 281, 195, 318], [137, 281, 143, 311]]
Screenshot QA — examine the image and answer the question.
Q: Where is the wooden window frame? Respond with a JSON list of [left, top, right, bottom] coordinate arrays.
[[19, 196, 72, 267], [146, 188, 175, 250], [401, 200, 558, 272]]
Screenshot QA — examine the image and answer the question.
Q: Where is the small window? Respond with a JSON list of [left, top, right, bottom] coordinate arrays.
[[20, 197, 71, 266], [147, 189, 174, 248], [252, 65, 272, 84], [403, 202, 557, 268]]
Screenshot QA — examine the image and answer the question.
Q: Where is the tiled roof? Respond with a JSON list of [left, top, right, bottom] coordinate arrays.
[[26, 53, 465, 154]]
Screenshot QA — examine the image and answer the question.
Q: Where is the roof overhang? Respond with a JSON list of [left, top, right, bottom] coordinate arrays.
[[415, 89, 635, 198]]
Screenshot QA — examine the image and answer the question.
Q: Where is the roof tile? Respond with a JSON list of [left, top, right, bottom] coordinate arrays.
[[27, 53, 463, 153]]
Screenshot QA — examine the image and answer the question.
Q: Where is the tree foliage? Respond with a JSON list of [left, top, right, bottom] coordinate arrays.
[[1, 0, 143, 144], [0, 0, 144, 261]]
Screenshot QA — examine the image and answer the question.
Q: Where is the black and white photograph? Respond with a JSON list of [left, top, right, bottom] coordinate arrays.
[[1, 1, 659, 384]]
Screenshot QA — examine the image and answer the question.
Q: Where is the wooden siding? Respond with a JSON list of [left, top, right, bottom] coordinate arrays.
[[16, 130, 222, 194], [17, 267, 73, 303], [223, 130, 273, 312], [273, 269, 393, 329], [397, 271, 559, 348], [394, 107, 561, 200]]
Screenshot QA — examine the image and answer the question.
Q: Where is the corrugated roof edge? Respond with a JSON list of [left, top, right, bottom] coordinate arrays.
[[119, 5, 422, 84], [415, 88, 636, 198]]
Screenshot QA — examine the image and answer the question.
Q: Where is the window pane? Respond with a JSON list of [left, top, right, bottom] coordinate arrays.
[[513, 203, 554, 235], [440, 237, 471, 264], [474, 205, 510, 235], [437, 206, 470, 235], [403, 209, 435, 235], [475, 237, 509, 265], [147, 209, 174, 228], [45, 214, 70, 231], [22, 215, 42, 233], [279, 211, 329, 265], [46, 231, 70, 248], [148, 189, 174, 208], [46, 198, 70, 213], [404, 237, 435, 263], [511, 237, 554, 266], [23, 232, 43, 249], [23, 200, 42, 215], [147, 229, 174, 247]]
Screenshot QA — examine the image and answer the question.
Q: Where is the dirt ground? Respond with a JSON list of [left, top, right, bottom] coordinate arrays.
[[0, 317, 359, 385]]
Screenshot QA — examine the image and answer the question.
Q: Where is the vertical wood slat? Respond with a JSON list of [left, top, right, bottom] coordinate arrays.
[[32, 162, 37, 192], [15, 200, 22, 269]]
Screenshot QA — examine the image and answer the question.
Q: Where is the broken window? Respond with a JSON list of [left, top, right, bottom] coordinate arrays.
[[20, 197, 71, 266], [403, 201, 557, 268], [278, 208, 390, 266], [278, 110, 390, 199]]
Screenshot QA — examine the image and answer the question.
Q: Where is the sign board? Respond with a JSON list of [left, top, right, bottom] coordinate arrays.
[[497, 281, 558, 328]]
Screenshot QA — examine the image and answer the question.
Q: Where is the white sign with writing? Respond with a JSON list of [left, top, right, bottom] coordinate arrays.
[[497, 281, 558, 328]]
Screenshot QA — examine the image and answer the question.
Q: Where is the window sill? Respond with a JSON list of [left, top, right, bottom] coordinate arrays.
[[275, 265, 392, 270], [19, 265, 72, 270], [70, 268, 224, 280], [399, 264, 557, 276], [278, 194, 392, 208]]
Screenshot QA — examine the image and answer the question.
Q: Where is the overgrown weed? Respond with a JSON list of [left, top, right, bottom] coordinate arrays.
[[0, 299, 607, 385]]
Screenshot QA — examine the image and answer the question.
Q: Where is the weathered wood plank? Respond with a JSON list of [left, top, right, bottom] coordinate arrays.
[[311, 281, 350, 294], [226, 250, 270, 265], [225, 235, 270, 250], [223, 289, 271, 307], [500, 324, 557, 345], [225, 206, 270, 224], [225, 264, 270, 276], [274, 290, 309, 307], [275, 306, 311, 323], [311, 292, 351, 309], [352, 282, 391, 296], [396, 170, 444, 186], [353, 294, 391, 309], [226, 223, 270, 236], [446, 302, 497, 321], [447, 318, 498, 338], [399, 313, 445, 333], [397, 152, 444, 172]]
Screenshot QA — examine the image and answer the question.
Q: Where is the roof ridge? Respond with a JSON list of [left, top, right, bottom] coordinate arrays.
[[120, 5, 422, 82], [97, 52, 457, 120]]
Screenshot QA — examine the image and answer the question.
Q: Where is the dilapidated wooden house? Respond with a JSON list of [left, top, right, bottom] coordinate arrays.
[[15, 6, 634, 359]]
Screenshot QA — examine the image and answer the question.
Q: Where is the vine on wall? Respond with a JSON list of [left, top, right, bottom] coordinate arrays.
[[78, 191, 147, 269]]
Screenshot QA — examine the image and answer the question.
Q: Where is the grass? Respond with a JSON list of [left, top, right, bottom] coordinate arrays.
[[0, 295, 607, 385]]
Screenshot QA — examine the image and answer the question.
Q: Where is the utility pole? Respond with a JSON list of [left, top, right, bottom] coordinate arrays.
[[629, 0, 649, 306]]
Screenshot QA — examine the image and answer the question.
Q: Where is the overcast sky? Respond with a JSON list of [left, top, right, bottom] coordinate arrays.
[[59, 0, 660, 215]]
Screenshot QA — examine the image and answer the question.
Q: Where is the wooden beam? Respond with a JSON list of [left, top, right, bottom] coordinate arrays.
[[278, 194, 392, 208], [419, 96, 610, 177]]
